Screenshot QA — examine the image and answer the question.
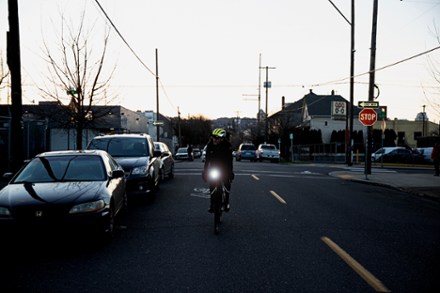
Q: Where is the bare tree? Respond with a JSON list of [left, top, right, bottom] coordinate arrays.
[[0, 50, 9, 92], [39, 10, 116, 149]]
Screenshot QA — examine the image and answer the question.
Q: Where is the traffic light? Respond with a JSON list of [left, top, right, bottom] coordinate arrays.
[[378, 106, 387, 119]]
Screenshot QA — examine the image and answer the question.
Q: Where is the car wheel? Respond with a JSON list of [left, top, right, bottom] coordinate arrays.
[[168, 165, 174, 179], [122, 192, 128, 213], [159, 168, 165, 181], [100, 204, 115, 242]]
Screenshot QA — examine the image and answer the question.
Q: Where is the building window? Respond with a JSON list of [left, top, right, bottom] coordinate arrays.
[[414, 131, 422, 140], [397, 131, 406, 145]]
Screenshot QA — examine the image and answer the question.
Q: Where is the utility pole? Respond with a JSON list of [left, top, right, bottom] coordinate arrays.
[[260, 66, 276, 143], [422, 105, 426, 137], [348, 0, 355, 166], [328, 0, 355, 166], [7, 0, 24, 172], [155, 48, 160, 142], [366, 0, 378, 175], [177, 107, 181, 147], [258, 54, 262, 122]]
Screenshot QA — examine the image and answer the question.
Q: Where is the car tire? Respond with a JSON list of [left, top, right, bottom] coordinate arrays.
[[168, 165, 174, 179], [159, 168, 165, 182], [100, 204, 115, 242]]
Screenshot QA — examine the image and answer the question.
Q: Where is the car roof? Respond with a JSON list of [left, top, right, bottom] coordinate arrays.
[[92, 133, 151, 139], [36, 150, 106, 157]]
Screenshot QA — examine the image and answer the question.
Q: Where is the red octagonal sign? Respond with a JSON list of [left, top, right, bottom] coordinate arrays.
[[359, 108, 377, 126]]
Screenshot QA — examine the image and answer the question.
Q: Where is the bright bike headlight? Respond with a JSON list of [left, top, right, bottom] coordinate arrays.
[[132, 165, 148, 175], [69, 200, 105, 214], [209, 169, 221, 180]]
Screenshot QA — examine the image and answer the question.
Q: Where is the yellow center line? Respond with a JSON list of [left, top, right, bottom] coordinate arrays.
[[270, 190, 287, 204], [251, 174, 260, 181], [321, 236, 391, 293]]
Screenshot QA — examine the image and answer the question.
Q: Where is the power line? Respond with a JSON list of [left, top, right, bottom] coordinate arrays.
[[310, 45, 440, 88], [93, 0, 156, 77], [93, 0, 178, 113]]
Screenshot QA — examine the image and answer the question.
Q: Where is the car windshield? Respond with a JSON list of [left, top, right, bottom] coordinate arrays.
[[13, 155, 106, 183], [177, 148, 187, 154], [89, 137, 150, 157], [261, 145, 276, 150], [241, 145, 255, 150]]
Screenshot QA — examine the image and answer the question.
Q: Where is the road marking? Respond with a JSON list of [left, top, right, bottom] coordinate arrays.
[[251, 174, 260, 181], [270, 190, 287, 204], [321, 236, 390, 293]]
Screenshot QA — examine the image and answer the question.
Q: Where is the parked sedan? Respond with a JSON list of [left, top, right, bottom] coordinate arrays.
[[0, 150, 127, 241], [154, 142, 175, 180], [381, 148, 415, 164]]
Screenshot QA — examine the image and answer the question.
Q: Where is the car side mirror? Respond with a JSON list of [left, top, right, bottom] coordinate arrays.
[[2, 172, 13, 180], [154, 150, 162, 157], [112, 169, 125, 178]]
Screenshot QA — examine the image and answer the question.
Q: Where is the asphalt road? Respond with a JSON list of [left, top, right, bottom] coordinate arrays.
[[1, 160, 439, 292]]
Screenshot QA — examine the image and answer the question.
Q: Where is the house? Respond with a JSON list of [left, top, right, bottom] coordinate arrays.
[[269, 90, 363, 144], [269, 90, 440, 151]]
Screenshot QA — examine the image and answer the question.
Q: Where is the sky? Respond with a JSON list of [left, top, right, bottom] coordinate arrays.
[[1, 0, 440, 123]]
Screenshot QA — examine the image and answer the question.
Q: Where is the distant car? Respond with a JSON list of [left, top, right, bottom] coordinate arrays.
[[0, 150, 127, 240], [175, 147, 191, 160], [87, 133, 161, 199], [236, 143, 257, 162], [193, 148, 201, 158], [371, 147, 404, 162], [154, 142, 175, 181], [256, 144, 280, 162], [201, 145, 207, 162]]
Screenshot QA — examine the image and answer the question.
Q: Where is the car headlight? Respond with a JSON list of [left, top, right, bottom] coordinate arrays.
[[0, 206, 11, 217], [132, 165, 148, 175], [69, 200, 105, 214]]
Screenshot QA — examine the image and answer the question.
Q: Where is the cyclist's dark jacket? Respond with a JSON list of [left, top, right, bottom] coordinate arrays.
[[204, 139, 233, 180]]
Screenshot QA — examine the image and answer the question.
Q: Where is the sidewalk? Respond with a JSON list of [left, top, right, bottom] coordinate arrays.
[[329, 167, 440, 200]]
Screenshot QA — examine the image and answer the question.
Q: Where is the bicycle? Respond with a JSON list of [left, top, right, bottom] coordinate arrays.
[[207, 168, 228, 235]]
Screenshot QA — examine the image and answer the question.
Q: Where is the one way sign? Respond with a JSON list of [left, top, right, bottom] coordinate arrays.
[[358, 101, 379, 108]]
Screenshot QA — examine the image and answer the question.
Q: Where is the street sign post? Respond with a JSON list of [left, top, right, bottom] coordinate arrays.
[[359, 108, 377, 126], [358, 101, 379, 108]]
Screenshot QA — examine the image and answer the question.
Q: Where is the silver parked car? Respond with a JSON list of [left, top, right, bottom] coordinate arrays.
[[154, 142, 175, 180]]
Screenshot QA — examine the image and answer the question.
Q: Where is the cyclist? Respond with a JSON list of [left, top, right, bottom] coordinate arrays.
[[203, 128, 234, 213]]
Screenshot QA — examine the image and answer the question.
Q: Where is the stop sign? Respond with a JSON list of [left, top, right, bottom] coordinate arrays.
[[359, 108, 377, 126]]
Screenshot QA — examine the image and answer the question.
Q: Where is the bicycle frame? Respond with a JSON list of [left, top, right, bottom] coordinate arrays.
[[208, 168, 227, 234]]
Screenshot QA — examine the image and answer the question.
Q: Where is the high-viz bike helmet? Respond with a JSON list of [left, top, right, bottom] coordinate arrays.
[[211, 128, 226, 138]]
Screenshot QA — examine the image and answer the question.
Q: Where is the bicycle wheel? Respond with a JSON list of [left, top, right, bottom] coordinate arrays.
[[213, 189, 222, 234]]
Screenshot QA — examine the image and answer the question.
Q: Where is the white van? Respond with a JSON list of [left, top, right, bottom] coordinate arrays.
[[371, 147, 404, 162], [417, 147, 433, 163]]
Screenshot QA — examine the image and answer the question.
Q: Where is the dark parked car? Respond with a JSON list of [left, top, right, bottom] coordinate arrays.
[[154, 142, 175, 181], [381, 148, 416, 164], [236, 143, 257, 162], [0, 150, 127, 240], [87, 134, 161, 199]]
